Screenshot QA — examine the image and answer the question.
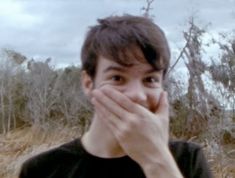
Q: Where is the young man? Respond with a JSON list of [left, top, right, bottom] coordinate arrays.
[[19, 15, 213, 178]]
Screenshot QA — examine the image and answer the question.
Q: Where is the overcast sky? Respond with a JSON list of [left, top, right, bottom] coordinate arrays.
[[0, 0, 234, 68]]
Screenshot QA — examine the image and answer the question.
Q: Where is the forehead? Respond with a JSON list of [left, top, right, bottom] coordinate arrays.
[[97, 56, 162, 75]]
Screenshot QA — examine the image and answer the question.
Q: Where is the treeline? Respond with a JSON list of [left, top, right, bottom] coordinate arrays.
[[0, 52, 92, 134], [0, 20, 234, 145]]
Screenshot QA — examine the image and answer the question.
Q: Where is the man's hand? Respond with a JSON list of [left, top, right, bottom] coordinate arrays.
[[91, 86, 183, 178], [91, 86, 169, 165]]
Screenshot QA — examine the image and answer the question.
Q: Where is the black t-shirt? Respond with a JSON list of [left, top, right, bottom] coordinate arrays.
[[19, 139, 213, 178]]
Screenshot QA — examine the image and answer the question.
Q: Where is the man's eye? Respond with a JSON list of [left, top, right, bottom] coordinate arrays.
[[144, 77, 161, 88], [111, 75, 123, 82], [144, 77, 159, 83]]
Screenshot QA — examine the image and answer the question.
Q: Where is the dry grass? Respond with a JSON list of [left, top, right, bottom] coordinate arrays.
[[0, 125, 80, 178], [0, 125, 234, 178]]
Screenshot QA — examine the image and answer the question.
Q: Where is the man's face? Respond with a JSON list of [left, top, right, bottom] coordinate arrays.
[[89, 56, 163, 112]]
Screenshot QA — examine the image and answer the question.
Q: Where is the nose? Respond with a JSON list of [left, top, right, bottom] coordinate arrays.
[[122, 81, 147, 105]]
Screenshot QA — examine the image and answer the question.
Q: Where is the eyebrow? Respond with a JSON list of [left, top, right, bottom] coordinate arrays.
[[103, 66, 126, 73], [103, 65, 161, 74]]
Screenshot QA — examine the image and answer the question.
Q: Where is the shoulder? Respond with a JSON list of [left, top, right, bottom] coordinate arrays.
[[169, 140, 213, 178], [19, 138, 82, 178], [169, 140, 205, 165], [23, 138, 82, 165], [169, 140, 202, 157]]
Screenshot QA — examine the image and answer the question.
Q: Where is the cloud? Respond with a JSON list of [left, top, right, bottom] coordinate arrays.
[[0, 0, 234, 68], [0, 1, 42, 29]]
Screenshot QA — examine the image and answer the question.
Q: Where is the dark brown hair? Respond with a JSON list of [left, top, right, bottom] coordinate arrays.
[[81, 14, 170, 79]]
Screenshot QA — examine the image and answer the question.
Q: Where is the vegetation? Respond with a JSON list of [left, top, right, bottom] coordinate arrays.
[[0, 1, 234, 177]]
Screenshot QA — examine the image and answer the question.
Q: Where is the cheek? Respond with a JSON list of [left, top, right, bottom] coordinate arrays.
[[94, 76, 116, 89], [95, 79, 124, 92], [95, 83, 119, 91], [94, 79, 108, 89]]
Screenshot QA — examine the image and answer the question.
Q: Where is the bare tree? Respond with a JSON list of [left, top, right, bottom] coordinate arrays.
[[208, 33, 235, 142], [0, 49, 26, 133], [54, 66, 92, 133], [142, 0, 155, 18], [23, 59, 58, 127]]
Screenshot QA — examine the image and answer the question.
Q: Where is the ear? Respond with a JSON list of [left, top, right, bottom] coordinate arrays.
[[81, 70, 94, 98]]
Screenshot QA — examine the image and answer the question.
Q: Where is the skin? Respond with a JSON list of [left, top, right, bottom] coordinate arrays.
[[81, 56, 183, 178]]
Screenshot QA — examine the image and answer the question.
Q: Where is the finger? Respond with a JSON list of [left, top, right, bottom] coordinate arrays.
[[101, 86, 147, 115], [91, 97, 122, 129], [155, 91, 169, 118], [92, 97, 129, 143], [92, 89, 132, 120]]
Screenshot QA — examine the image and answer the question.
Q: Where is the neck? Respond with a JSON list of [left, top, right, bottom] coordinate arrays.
[[81, 115, 125, 158]]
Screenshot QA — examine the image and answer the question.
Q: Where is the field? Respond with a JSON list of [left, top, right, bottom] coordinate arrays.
[[0, 125, 234, 178], [0, 125, 80, 178]]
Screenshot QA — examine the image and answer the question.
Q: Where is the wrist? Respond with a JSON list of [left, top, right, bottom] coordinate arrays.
[[141, 147, 183, 178]]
